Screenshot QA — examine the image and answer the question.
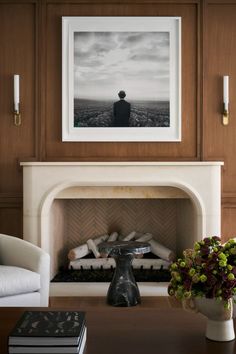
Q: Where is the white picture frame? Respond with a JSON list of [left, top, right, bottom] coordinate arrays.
[[62, 16, 181, 142]]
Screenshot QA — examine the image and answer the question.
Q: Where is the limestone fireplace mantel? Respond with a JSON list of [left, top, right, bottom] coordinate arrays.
[[20, 161, 223, 295]]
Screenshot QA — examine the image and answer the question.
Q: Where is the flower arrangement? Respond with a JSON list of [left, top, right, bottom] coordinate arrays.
[[168, 236, 236, 307]]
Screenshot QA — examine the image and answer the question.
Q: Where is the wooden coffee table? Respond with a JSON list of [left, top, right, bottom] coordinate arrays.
[[0, 297, 235, 354]]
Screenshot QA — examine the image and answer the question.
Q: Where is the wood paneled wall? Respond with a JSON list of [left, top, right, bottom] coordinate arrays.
[[0, 1, 37, 237], [0, 0, 235, 239], [202, 1, 236, 238]]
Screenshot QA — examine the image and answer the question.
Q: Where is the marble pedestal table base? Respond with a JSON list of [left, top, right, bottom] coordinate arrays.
[[98, 241, 150, 307]]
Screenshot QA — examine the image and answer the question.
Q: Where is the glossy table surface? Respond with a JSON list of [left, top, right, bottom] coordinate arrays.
[[1, 297, 236, 354]]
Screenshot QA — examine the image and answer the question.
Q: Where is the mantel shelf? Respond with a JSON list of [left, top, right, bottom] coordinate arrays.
[[20, 161, 224, 167]]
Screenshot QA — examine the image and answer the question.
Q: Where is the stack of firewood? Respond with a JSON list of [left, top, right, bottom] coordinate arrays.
[[68, 231, 175, 270]]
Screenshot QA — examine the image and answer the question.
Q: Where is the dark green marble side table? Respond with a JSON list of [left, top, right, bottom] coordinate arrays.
[[98, 241, 150, 307]]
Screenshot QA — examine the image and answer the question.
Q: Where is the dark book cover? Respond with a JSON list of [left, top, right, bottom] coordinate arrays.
[[8, 311, 85, 346]]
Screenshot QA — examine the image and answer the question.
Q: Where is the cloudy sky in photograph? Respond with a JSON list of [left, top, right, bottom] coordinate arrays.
[[74, 31, 169, 101]]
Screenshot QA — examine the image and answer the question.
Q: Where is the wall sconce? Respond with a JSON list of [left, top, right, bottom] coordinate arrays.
[[13, 74, 21, 126], [223, 75, 229, 126]]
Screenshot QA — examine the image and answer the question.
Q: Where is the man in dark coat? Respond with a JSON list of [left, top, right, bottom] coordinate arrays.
[[113, 90, 131, 127]]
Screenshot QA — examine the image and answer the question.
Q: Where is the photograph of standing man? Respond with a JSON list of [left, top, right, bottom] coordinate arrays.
[[113, 90, 131, 127]]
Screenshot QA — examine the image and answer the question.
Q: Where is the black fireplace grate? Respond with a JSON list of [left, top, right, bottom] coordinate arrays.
[[51, 267, 171, 283]]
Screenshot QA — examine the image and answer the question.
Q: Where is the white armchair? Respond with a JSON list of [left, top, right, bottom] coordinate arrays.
[[0, 234, 50, 307]]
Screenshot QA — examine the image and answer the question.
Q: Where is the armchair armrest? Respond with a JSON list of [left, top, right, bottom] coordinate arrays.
[[0, 234, 50, 306]]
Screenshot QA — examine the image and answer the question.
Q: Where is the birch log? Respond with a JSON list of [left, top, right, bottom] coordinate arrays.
[[107, 232, 119, 242], [93, 234, 109, 245], [68, 234, 109, 260], [87, 239, 100, 258], [68, 243, 89, 261], [136, 233, 153, 242], [149, 239, 175, 261], [123, 231, 137, 241]]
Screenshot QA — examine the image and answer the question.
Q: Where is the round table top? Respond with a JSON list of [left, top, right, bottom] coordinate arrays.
[[98, 241, 151, 256]]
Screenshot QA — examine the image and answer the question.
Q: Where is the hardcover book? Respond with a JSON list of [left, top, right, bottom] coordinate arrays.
[[8, 311, 86, 346], [9, 327, 87, 354]]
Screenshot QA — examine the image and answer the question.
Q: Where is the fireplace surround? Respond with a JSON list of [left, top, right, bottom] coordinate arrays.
[[21, 161, 223, 296]]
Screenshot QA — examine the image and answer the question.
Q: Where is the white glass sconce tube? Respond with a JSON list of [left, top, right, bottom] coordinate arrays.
[[223, 75, 229, 126], [13, 74, 21, 126]]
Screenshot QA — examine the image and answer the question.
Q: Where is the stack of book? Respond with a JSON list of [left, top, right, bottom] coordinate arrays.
[[8, 310, 86, 354]]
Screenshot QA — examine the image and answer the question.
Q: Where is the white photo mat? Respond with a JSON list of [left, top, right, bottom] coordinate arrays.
[[62, 16, 181, 142]]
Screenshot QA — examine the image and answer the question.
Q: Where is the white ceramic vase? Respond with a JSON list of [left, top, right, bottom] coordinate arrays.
[[183, 297, 235, 342]]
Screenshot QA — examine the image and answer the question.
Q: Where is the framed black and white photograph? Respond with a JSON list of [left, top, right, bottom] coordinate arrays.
[[62, 17, 181, 142]]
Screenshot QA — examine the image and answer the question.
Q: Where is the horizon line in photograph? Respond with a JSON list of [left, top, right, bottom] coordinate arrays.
[[74, 97, 169, 103], [74, 91, 169, 101]]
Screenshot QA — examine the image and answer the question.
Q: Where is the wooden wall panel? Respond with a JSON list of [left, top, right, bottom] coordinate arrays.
[[44, 2, 199, 161], [0, 208, 22, 237], [0, 2, 37, 194], [222, 205, 236, 241], [0, 194, 22, 237], [203, 4, 236, 196]]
